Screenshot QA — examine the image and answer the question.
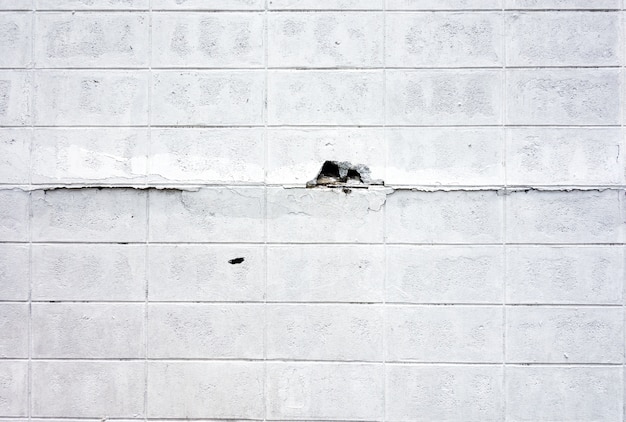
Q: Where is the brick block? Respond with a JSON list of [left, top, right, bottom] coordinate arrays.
[[506, 128, 624, 186], [0, 361, 28, 417], [506, 307, 623, 363], [268, 70, 384, 125], [32, 128, 147, 184], [0, 245, 29, 300], [506, 190, 624, 244], [386, 70, 502, 125], [267, 187, 386, 243], [268, 12, 383, 67], [0, 71, 31, 125], [506, 69, 620, 125], [34, 71, 149, 125], [388, 0, 501, 9], [506, 12, 620, 66], [147, 361, 264, 419], [31, 188, 147, 242], [266, 362, 384, 420], [148, 244, 264, 301], [0, 190, 28, 241], [32, 303, 145, 358], [152, 12, 264, 67], [386, 12, 502, 67], [505, 0, 620, 9], [266, 304, 383, 361], [506, 366, 622, 421], [0, 13, 32, 68], [148, 303, 264, 358], [31, 244, 146, 301], [387, 364, 503, 421], [387, 305, 503, 362], [0, 129, 29, 184], [267, 245, 384, 302], [506, 246, 624, 304], [0, 304, 28, 358], [152, 71, 264, 125], [149, 128, 264, 184], [32, 361, 144, 417], [386, 190, 503, 243], [35, 12, 148, 67], [148, 187, 264, 242], [386, 127, 503, 186], [387, 246, 504, 304]]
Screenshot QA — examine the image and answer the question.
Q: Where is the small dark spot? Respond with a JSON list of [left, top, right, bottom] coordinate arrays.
[[343, 187, 352, 194], [229, 257, 245, 265]]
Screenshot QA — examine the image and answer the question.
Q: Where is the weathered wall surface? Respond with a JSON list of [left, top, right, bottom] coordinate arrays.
[[0, 0, 625, 421]]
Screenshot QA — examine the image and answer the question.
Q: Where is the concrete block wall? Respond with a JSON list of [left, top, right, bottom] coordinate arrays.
[[0, 0, 625, 421]]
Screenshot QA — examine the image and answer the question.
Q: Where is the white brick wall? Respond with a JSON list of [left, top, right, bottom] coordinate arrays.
[[0, 1, 625, 421]]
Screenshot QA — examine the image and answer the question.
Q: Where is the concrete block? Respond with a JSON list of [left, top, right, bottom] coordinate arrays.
[[148, 187, 264, 242], [506, 12, 620, 66], [386, 12, 502, 67], [506, 128, 624, 186], [0, 245, 29, 300], [269, 0, 382, 9], [152, 12, 264, 68], [386, 69, 502, 125], [35, 12, 148, 67], [0, 361, 28, 417], [0, 129, 29, 184], [267, 245, 384, 302], [266, 304, 383, 361], [506, 246, 624, 305], [0, 190, 28, 241], [267, 187, 386, 243], [505, 0, 620, 9], [31, 244, 146, 301], [267, 127, 385, 185], [149, 128, 264, 184], [32, 128, 147, 184], [386, 127, 503, 186], [506, 69, 620, 125], [387, 246, 503, 304], [386, 364, 503, 421], [148, 244, 264, 302], [31, 188, 147, 242], [0, 71, 31, 126], [147, 361, 264, 419], [506, 366, 622, 421], [266, 362, 384, 420], [0, 304, 28, 358], [148, 303, 264, 358], [32, 361, 144, 417], [506, 190, 625, 244], [0, 13, 32, 67], [507, 307, 623, 363], [386, 190, 503, 243], [387, 306, 503, 362], [268, 12, 383, 68], [34, 70, 149, 125], [32, 303, 144, 358], [37, 0, 149, 10], [268, 70, 384, 125], [388, 0, 501, 9], [152, 0, 264, 9], [152, 70, 264, 126]]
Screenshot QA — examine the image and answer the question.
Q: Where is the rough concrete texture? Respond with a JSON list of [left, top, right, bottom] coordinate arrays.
[[0, 1, 625, 421]]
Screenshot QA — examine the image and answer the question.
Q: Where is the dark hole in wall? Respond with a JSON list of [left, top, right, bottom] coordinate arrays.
[[229, 257, 245, 265], [306, 161, 383, 188]]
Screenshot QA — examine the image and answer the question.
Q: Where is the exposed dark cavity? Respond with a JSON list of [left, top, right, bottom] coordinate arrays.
[[306, 161, 384, 188]]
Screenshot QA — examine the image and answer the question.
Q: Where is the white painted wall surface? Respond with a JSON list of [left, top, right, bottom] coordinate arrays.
[[0, 0, 625, 421]]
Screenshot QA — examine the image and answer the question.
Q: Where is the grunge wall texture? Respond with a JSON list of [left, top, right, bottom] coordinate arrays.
[[0, 0, 625, 420]]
